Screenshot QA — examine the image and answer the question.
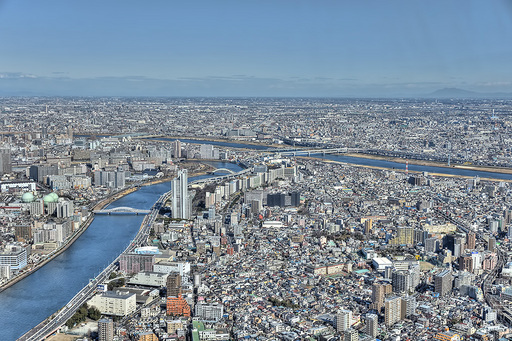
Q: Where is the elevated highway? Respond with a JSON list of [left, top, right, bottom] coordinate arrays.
[[18, 191, 170, 341]]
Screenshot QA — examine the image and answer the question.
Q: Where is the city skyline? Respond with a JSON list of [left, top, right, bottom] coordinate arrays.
[[1, 0, 511, 97]]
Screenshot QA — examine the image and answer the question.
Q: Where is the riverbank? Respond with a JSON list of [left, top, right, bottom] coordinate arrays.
[[0, 165, 220, 293], [0, 185, 144, 293], [16, 161, 238, 341], [312, 157, 512, 183], [342, 152, 512, 175]]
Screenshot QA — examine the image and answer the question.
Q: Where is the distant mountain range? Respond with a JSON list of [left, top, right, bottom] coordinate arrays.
[[426, 87, 512, 99]]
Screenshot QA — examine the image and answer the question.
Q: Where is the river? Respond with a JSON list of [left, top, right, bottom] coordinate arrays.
[[155, 138, 512, 180], [0, 161, 242, 341]]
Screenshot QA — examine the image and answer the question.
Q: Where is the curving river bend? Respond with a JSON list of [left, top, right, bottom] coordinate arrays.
[[0, 161, 242, 341]]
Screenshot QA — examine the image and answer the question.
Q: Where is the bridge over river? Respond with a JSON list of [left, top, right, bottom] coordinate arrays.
[[93, 206, 150, 215]]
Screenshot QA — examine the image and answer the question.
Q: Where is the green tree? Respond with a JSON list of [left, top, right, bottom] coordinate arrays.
[[88, 306, 101, 321]]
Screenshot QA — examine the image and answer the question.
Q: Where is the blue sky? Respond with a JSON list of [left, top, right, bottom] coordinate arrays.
[[0, 0, 511, 97]]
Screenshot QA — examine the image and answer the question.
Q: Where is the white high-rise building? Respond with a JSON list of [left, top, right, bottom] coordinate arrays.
[[172, 140, 181, 158], [385, 296, 401, 326], [335, 309, 352, 333], [172, 169, 191, 219]]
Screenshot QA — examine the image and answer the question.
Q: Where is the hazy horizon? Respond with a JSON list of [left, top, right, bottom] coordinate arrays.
[[1, 0, 511, 97]]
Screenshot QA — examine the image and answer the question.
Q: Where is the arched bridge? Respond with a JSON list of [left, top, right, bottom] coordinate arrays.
[[94, 206, 151, 215], [208, 168, 236, 174]]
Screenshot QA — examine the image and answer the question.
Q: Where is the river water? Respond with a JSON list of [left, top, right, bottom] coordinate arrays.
[[157, 138, 512, 180], [0, 162, 241, 341], [6, 140, 509, 339]]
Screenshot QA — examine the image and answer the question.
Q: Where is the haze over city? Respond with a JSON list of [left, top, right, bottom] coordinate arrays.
[[1, 0, 512, 97]]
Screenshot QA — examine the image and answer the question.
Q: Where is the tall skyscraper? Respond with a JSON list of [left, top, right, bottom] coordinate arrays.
[[0, 149, 12, 175], [167, 273, 182, 297], [172, 140, 181, 158], [364, 313, 378, 338], [459, 256, 473, 272], [98, 318, 114, 341], [434, 269, 453, 296], [466, 232, 476, 250], [371, 282, 391, 312], [364, 218, 373, 235], [392, 271, 410, 293], [400, 296, 416, 319], [172, 169, 191, 219], [384, 296, 401, 326], [199, 144, 214, 159], [488, 237, 496, 252], [335, 309, 352, 333]]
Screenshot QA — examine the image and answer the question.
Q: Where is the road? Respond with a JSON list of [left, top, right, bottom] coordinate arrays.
[[18, 191, 171, 341], [435, 206, 507, 320], [19, 166, 250, 340]]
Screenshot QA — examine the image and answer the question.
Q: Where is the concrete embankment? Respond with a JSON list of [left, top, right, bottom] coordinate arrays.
[[0, 185, 141, 293], [341, 152, 512, 175], [315, 157, 512, 183]]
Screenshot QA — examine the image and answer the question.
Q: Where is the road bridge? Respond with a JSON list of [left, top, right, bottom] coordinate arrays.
[[94, 206, 150, 215], [261, 147, 364, 156], [191, 167, 252, 185], [19, 192, 171, 341], [20, 165, 251, 340], [208, 168, 236, 174]]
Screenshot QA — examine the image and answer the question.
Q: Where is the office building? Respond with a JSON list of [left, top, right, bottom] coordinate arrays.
[[291, 191, 301, 206], [434, 269, 453, 296], [98, 318, 114, 341], [195, 303, 224, 322], [172, 169, 191, 219], [153, 261, 190, 276], [384, 296, 401, 326], [454, 236, 465, 258], [0, 245, 27, 271], [267, 193, 286, 207], [119, 253, 155, 274], [29, 164, 58, 183], [425, 237, 440, 253]]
